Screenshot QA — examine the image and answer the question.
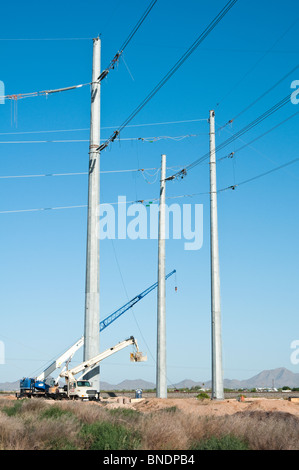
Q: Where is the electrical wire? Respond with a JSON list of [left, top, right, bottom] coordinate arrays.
[[0, 118, 207, 137], [0, 134, 200, 145], [0, 37, 93, 41], [0, 167, 182, 180], [98, 0, 239, 151], [215, 16, 299, 108], [220, 157, 299, 192], [166, 91, 295, 180], [217, 109, 299, 163], [1, 83, 90, 101], [1, 152, 298, 217], [98, 0, 158, 82], [230, 63, 299, 122]]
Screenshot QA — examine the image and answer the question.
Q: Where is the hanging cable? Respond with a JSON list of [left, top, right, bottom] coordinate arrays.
[[166, 91, 295, 181], [220, 157, 299, 192], [0, 133, 200, 145], [219, 63, 299, 129], [1, 83, 90, 102], [0, 118, 207, 137], [97, 0, 158, 82], [97, 0, 239, 151], [215, 16, 299, 108], [2, 152, 298, 218], [217, 108, 299, 163]]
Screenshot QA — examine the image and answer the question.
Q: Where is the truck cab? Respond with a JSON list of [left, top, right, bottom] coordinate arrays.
[[68, 380, 98, 400]]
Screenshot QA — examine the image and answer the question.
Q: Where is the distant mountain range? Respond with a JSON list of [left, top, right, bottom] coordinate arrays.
[[1, 367, 299, 392]]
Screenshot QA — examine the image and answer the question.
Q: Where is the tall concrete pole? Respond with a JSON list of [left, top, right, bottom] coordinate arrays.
[[209, 110, 224, 400], [156, 153, 167, 398], [83, 37, 101, 392]]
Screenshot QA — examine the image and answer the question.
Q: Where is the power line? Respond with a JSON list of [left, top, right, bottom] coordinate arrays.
[[0, 134, 200, 144], [0, 167, 181, 180], [98, 0, 239, 151], [98, 0, 158, 82], [217, 109, 299, 163], [1, 82, 90, 101], [215, 16, 299, 108], [2, 155, 298, 215], [0, 118, 208, 137], [166, 91, 294, 180], [0, 37, 93, 41], [220, 63, 299, 128], [221, 157, 299, 192]]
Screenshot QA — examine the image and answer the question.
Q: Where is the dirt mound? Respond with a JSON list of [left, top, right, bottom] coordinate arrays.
[[127, 397, 299, 418]]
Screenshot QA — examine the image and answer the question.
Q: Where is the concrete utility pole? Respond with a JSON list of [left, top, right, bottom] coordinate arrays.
[[209, 110, 224, 400], [157, 153, 167, 398], [83, 37, 101, 392]]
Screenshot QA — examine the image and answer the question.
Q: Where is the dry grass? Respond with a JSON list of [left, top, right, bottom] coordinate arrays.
[[1, 398, 299, 450]]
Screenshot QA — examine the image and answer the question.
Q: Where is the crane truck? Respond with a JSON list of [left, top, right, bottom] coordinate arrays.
[[18, 336, 146, 400], [18, 270, 176, 398]]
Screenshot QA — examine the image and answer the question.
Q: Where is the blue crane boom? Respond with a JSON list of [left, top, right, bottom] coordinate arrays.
[[19, 269, 177, 397], [100, 269, 176, 331]]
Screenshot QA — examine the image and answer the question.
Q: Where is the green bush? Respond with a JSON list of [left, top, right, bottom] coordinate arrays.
[[190, 435, 249, 450], [44, 437, 78, 450], [163, 406, 178, 413], [80, 420, 141, 450], [196, 392, 210, 400], [2, 400, 24, 417], [108, 408, 141, 419], [40, 406, 74, 420]]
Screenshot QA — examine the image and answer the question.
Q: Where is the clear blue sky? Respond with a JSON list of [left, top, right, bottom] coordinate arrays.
[[0, 0, 299, 386]]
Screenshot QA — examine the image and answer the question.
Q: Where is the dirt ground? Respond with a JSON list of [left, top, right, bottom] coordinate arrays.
[[103, 396, 299, 418], [3, 393, 299, 419]]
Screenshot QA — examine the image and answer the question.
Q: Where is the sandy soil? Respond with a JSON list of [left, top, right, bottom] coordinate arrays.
[[104, 396, 299, 418], [3, 393, 299, 419]]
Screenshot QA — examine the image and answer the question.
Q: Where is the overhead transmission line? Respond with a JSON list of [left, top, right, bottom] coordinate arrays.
[[166, 91, 295, 181], [0, 118, 207, 136], [0, 166, 182, 180], [1, 1, 158, 102], [98, 0, 158, 82], [219, 63, 299, 129], [98, 0, 239, 152], [215, 16, 299, 108], [221, 157, 299, 192], [0, 133, 199, 145], [1, 83, 91, 101], [2, 156, 299, 215], [217, 108, 299, 163]]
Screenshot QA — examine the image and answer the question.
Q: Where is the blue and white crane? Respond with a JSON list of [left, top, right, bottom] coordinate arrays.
[[18, 270, 176, 398]]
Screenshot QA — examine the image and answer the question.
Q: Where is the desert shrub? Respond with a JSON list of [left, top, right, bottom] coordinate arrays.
[[140, 411, 190, 450], [196, 393, 210, 400], [40, 406, 74, 420], [43, 437, 78, 450], [0, 412, 27, 450], [59, 401, 109, 424], [18, 398, 47, 414], [190, 434, 249, 450], [222, 411, 299, 450], [163, 406, 178, 413], [2, 400, 24, 417], [108, 408, 141, 425], [80, 420, 141, 450]]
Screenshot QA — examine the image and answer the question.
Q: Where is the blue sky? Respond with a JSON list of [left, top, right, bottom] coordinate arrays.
[[0, 0, 299, 386]]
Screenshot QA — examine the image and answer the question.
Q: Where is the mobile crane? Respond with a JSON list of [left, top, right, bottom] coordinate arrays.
[[19, 337, 145, 400], [18, 270, 176, 398], [58, 336, 146, 400]]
